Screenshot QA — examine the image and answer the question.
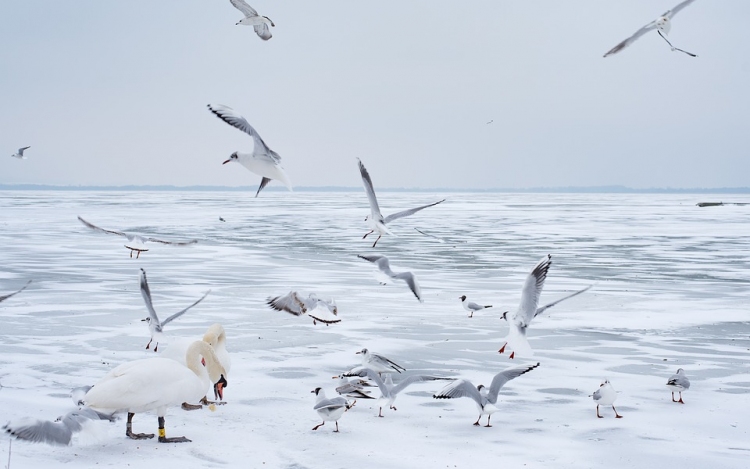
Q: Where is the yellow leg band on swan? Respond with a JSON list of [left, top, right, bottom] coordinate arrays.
[[158, 428, 166, 438]]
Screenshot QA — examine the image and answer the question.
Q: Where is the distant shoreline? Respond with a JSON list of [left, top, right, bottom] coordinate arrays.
[[0, 184, 749, 194]]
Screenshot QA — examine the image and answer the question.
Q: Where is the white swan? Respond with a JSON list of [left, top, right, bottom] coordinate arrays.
[[202, 324, 231, 402], [83, 340, 227, 443]]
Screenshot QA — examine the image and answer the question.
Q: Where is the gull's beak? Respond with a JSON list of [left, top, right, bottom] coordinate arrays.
[[355, 351, 362, 355], [310, 389, 316, 394], [331, 375, 339, 379], [222, 159, 232, 165]]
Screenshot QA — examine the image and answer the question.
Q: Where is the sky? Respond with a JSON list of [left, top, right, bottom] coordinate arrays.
[[1, 0, 749, 190]]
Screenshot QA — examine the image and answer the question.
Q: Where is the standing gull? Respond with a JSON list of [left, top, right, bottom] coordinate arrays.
[[460, 295, 492, 318], [77, 216, 197, 258], [666, 368, 690, 403], [591, 379, 623, 418], [311, 388, 355, 432], [207, 103, 292, 197], [355, 348, 406, 375], [0, 280, 31, 304], [229, 0, 275, 40], [603, 0, 697, 57], [358, 255, 423, 302], [433, 363, 540, 427], [11, 146, 30, 159], [498, 255, 592, 358], [140, 269, 210, 352], [357, 158, 445, 247], [266, 291, 340, 325]]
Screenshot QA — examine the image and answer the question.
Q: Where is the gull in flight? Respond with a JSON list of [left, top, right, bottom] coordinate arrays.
[[332, 375, 376, 400], [207, 103, 292, 198], [3, 407, 115, 446], [266, 291, 340, 325], [591, 379, 623, 418], [344, 367, 450, 417], [499, 255, 592, 358], [354, 348, 406, 375], [603, 0, 697, 57], [311, 388, 355, 432], [0, 280, 31, 304], [229, 0, 275, 40], [358, 255, 423, 302], [433, 363, 540, 427], [139, 268, 210, 352], [666, 368, 690, 403], [460, 295, 492, 318], [11, 146, 30, 159], [357, 158, 445, 247], [77, 216, 198, 258]]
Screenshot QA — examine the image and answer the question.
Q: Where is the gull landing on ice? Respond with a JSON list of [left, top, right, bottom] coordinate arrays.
[[603, 0, 698, 58], [266, 291, 340, 325], [229, 0, 275, 40], [77, 216, 197, 258]]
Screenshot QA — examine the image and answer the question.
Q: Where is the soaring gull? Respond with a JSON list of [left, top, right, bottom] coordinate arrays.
[[229, 0, 275, 40], [77, 216, 197, 258]]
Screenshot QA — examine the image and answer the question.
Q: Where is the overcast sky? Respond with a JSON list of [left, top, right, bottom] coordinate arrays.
[[1, 1, 748, 189]]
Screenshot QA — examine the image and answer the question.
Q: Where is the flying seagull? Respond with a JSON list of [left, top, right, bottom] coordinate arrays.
[[603, 0, 697, 57], [3, 407, 115, 446], [357, 158, 445, 247], [77, 216, 197, 258], [207, 104, 292, 197], [139, 268, 210, 352], [266, 291, 340, 325], [666, 368, 690, 403], [433, 363, 540, 427], [0, 280, 31, 304], [358, 254, 423, 302], [499, 255, 593, 358], [355, 348, 406, 375], [11, 146, 30, 159], [229, 0, 275, 40]]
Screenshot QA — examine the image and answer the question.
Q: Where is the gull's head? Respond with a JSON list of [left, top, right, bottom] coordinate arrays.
[[459, 295, 467, 301], [311, 387, 322, 395], [364, 214, 371, 222], [356, 348, 368, 355], [656, 16, 670, 33], [600, 379, 610, 387], [676, 368, 685, 374], [223, 152, 239, 165], [141, 317, 151, 324]]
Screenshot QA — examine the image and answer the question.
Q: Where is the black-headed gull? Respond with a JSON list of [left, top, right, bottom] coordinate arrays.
[[357, 158, 445, 247], [354, 348, 406, 375], [77, 216, 197, 258], [498, 255, 592, 359], [266, 291, 339, 325], [358, 254, 423, 302], [433, 363, 540, 427], [332, 375, 375, 399], [0, 280, 31, 304], [229, 0, 274, 40], [311, 388, 355, 432], [591, 379, 623, 418], [11, 146, 30, 159], [207, 103, 292, 198], [140, 269, 210, 353], [666, 368, 690, 403], [604, 0, 697, 57], [460, 295, 492, 318]]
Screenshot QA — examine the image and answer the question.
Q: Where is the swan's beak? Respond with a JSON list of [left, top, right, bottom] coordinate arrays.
[[201, 357, 206, 367], [214, 375, 228, 401]]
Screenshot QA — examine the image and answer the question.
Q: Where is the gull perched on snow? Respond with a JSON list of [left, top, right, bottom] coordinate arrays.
[[666, 368, 690, 403], [229, 0, 275, 40], [358, 254, 423, 302], [603, 0, 697, 58], [140, 269, 210, 352], [77, 216, 197, 258], [591, 379, 623, 418], [460, 295, 492, 318], [311, 388, 355, 432], [499, 255, 592, 358], [0, 280, 31, 304], [433, 363, 540, 427], [3, 407, 115, 446], [357, 158, 445, 247], [355, 348, 406, 375], [11, 146, 30, 159], [344, 367, 450, 417], [266, 291, 339, 325], [207, 103, 292, 197]]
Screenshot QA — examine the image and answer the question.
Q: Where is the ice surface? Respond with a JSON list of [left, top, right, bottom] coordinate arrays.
[[0, 191, 749, 468]]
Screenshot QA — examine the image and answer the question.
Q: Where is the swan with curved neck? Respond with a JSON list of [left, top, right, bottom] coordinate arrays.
[[202, 324, 231, 401], [83, 340, 227, 443]]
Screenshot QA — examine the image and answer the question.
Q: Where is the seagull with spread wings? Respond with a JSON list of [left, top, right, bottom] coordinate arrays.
[[77, 216, 197, 258], [11, 146, 31, 159], [358, 255, 423, 302], [228, 0, 275, 40], [266, 291, 340, 325]]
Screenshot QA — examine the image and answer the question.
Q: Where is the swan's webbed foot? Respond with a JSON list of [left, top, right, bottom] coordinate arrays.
[[181, 402, 203, 411]]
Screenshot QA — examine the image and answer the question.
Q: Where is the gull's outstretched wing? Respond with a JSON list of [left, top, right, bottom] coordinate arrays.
[[229, 0, 258, 17], [254, 23, 272, 40], [357, 159, 383, 221], [514, 255, 551, 328], [433, 379, 482, 407], [384, 199, 446, 224], [139, 268, 161, 326], [313, 396, 350, 411], [0, 280, 31, 303], [486, 362, 540, 404], [534, 285, 593, 318], [161, 290, 211, 326], [391, 375, 452, 396], [395, 272, 423, 302], [664, 0, 696, 19], [18, 146, 31, 155], [207, 104, 279, 163], [267, 291, 306, 316], [77, 216, 127, 237], [603, 21, 658, 57], [3, 408, 113, 446], [145, 236, 198, 246]]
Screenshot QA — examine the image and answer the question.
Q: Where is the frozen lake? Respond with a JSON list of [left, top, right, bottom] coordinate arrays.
[[1, 190, 749, 468]]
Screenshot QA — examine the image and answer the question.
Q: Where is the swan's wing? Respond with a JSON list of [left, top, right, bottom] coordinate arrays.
[[384, 199, 446, 224], [145, 236, 198, 246], [432, 379, 482, 406], [229, 0, 257, 17], [391, 375, 452, 395], [0, 280, 31, 303], [77, 216, 127, 237], [664, 0, 696, 19], [139, 268, 161, 326], [486, 362, 541, 404], [161, 290, 211, 326], [514, 255, 551, 328], [254, 23, 272, 40], [357, 159, 383, 221], [207, 104, 278, 161], [534, 285, 592, 318], [266, 291, 306, 316], [603, 21, 658, 57]]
